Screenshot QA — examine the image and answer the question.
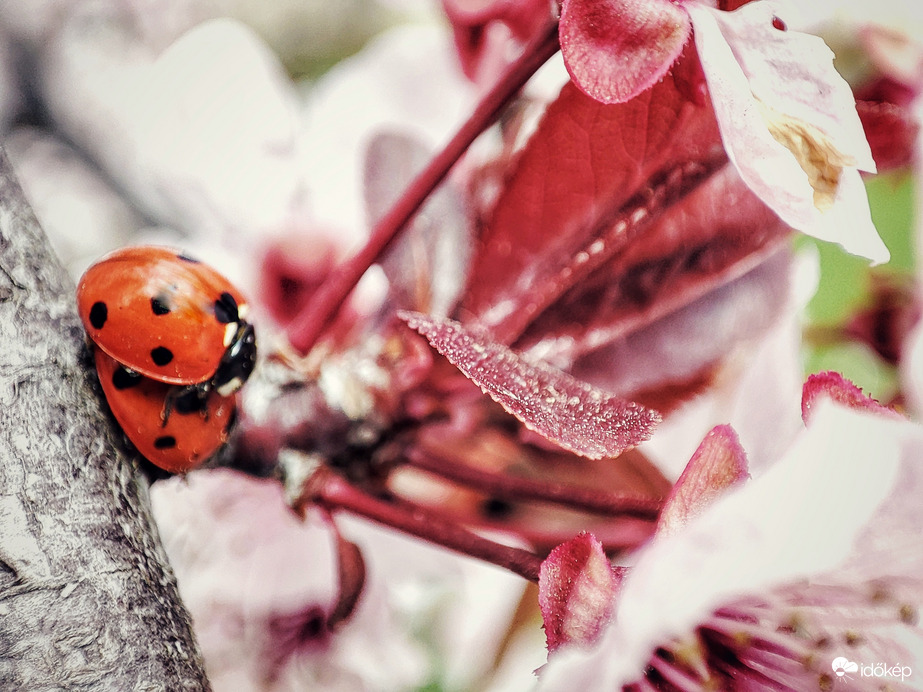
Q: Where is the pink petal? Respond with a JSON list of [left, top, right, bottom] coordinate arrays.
[[657, 424, 749, 537], [539, 532, 622, 652], [559, 0, 690, 104], [401, 312, 660, 459]]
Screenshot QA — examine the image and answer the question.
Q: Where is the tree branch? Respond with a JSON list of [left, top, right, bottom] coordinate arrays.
[[0, 149, 210, 689]]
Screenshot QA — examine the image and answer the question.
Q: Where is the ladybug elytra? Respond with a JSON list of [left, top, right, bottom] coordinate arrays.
[[78, 245, 257, 472]]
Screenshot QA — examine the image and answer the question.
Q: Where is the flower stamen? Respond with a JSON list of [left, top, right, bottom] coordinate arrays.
[[755, 98, 856, 212]]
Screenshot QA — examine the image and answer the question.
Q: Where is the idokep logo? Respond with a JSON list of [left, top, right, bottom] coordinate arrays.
[[831, 657, 858, 677], [831, 656, 913, 683]]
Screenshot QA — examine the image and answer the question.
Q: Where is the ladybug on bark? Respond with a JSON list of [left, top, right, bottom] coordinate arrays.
[[77, 246, 257, 472]]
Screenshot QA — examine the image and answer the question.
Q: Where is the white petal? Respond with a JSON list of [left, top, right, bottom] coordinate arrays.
[[804, 166, 889, 263], [687, 4, 888, 263], [710, 2, 874, 171]]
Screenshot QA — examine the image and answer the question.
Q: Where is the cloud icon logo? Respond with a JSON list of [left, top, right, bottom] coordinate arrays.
[[832, 657, 859, 677]]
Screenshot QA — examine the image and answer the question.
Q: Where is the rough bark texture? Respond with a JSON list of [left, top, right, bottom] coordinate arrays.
[[0, 149, 210, 690]]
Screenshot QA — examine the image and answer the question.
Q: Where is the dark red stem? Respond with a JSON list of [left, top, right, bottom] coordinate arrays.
[[287, 20, 561, 354], [407, 448, 663, 519], [306, 467, 543, 582]]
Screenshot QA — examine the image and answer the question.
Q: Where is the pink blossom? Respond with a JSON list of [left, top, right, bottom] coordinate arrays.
[[537, 397, 923, 690], [688, 2, 886, 262]]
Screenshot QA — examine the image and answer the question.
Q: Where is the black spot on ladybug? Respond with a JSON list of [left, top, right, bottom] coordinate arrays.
[[150, 295, 171, 316], [151, 346, 174, 366], [213, 292, 239, 324], [177, 252, 201, 264], [112, 366, 143, 390], [89, 301, 108, 329], [173, 389, 207, 415], [154, 435, 177, 450]]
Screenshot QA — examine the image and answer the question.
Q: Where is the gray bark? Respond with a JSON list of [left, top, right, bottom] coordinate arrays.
[[0, 148, 210, 690]]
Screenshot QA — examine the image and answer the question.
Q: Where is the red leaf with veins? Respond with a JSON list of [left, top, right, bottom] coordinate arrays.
[[461, 57, 791, 408], [517, 165, 789, 368], [461, 70, 726, 344], [539, 532, 622, 652], [401, 311, 660, 459]]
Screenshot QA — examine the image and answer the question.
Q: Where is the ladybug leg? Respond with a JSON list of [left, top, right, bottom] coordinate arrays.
[[161, 384, 211, 426]]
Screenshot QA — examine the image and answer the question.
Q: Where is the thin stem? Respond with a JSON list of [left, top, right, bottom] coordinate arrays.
[[287, 20, 562, 354], [406, 447, 663, 519], [307, 467, 543, 582]]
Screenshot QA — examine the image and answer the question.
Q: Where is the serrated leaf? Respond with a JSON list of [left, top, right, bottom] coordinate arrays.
[[460, 65, 791, 411], [515, 164, 790, 369], [401, 311, 660, 459]]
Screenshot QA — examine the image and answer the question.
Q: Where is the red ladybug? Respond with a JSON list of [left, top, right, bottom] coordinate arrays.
[[77, 245, 256, 396], [94, 350, 236, 474], [77, 246, 256, 472]]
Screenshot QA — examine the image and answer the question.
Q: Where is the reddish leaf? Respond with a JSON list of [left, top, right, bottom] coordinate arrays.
[[801, 371, 902, 424], [857, 99, 920, 172], [442, 0, 551, 79], [461, 73, 726, 344], [559, 0, 689, 104], [564, 251, 791, 415], [401, 311, 660, 459], [657, 424, 749, 537], [539, 532, 621, 652], [460, 64, 791, 411], [515, 164, 790, 370], [408, 419, 670, 554]]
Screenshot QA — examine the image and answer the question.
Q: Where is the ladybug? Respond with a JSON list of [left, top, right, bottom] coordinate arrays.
[[77, 246, 257, 396], [93, 350, 236, 474], [77, 246, 257, 472]]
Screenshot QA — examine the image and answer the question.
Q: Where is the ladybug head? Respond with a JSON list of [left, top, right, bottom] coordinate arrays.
[[213, 322, 257, 396]]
